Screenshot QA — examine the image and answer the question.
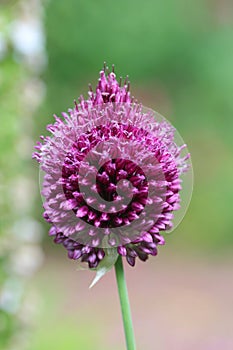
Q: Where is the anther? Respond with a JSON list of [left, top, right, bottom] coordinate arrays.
[[119, 77, 122, 87], [74, 100, 79, 111], [124, 75, 129, 85]]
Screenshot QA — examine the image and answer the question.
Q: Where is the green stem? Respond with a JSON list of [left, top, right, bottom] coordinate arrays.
[[114, 255, 136, 350]]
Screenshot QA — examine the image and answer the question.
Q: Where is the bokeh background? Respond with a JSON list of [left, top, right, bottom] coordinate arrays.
[[1, 0, 233, 349]]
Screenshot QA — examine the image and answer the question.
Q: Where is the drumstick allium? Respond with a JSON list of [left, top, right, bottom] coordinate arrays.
[[33, 64, 190, 269], [33, 64, 192, 350]]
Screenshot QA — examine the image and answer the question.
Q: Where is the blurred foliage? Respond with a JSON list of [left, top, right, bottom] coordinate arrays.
[[0, 2, 44, 349], [35, 0, 233, 252], [0, 5, 22, 348]]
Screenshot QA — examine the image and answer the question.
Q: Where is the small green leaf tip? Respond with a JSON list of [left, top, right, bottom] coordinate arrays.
[[89, 248, 118, 288]]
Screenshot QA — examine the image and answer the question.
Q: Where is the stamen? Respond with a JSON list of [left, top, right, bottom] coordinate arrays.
[[78, 95, 84, 103], [119, 76, 122, 87], [74, 100, 79, 111], [124, 75, 129, 85]]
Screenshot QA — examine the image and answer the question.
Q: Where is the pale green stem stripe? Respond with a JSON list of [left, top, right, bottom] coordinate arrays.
[[114, 255, 136, 350]]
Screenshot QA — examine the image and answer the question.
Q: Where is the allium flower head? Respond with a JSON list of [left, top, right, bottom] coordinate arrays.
[[33, 64, 192, 269]]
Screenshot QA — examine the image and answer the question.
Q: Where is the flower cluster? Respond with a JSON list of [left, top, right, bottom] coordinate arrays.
[[33, 64, 189, 268]]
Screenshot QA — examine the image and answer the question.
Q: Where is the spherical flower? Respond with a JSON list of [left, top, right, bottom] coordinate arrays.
[[33, 64, 191, 269]]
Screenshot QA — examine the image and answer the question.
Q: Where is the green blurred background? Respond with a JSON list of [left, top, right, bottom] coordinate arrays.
[[1, 0, 233, 349]]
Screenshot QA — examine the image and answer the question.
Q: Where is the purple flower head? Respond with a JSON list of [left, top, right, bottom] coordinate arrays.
[[33, 64, 192, 269]]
